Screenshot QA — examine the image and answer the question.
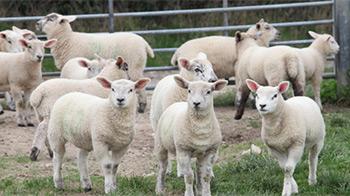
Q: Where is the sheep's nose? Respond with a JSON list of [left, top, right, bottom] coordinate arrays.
[[117, 98, 125, 103], [193, 102, 201, 107], [259, 104, 266, 109], [37, 55, 43, 60]]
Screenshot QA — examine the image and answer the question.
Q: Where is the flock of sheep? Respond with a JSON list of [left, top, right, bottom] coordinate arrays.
[[0, 12, 340, 196]]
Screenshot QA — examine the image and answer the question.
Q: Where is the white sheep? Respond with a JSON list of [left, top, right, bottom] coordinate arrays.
[[0, 38, 56, 126], [12, 26, 37, 40], [29, 57, 129, 161], [155, 76, 227, 196], [36, 13, 154, 113], [48, 77, 150, 193], [234, 31, 305, 120], [60, 54, 110, 79], [294, 31, 339, 110], [170, 19, 279, 79], [246, 79, 325, 196]]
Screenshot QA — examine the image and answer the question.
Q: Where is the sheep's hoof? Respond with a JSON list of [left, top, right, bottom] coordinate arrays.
[[84, 187, 92, 192], [0, 110, 4, 115], [30, 147, 40, 161], [48, 149, 54, 159], [234, 114, 242, 120], [17, 123, 26, 127], [138, 103, 146, 113]]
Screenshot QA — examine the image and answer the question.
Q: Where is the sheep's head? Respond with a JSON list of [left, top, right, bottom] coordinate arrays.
[[308, 31, 339, 55], [36, 13, 76, 35], [97, 56, 129, 80], [0, 30, 24, 53], [247, 18, 279, 47], [19, 39, 57, 62], [174, 75, 227, 111], [78, 54, 112, 78], [97, 78, 150, 108], [246, 79, 289, 115], [178, 52, 218, 82], [12, 26, 37, 40]]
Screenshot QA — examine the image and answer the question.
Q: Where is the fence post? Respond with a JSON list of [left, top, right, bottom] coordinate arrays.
[[334, 0, 350, 90], [222, 0, 229, 36], [108, 0, 115, 33]]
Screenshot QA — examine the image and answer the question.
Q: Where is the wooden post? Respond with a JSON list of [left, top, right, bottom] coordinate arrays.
[[108, 0, 115, 33], [223, 0, 229, 36], [334, 0, 350, 90]]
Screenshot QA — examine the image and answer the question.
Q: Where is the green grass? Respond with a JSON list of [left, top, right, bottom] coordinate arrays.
[[1, 108, 349, 195]]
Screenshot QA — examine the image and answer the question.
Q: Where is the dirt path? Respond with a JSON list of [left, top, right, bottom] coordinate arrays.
[[0, 94, 261, 178]]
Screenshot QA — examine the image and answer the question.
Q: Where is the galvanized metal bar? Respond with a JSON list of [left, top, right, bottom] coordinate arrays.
[[222, 0, 229, 36], [0, 1, 333, 22], [334, 0, 350, 87], [108, 0, 115, 33]]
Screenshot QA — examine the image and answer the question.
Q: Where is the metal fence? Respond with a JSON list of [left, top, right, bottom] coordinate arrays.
[[0, 0, 341, 79]]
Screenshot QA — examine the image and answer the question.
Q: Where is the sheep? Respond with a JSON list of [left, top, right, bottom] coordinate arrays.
[[294, 31, 339, 110], [29, 57, 129, 161], [12, 26, 37, 40], [60, 54, 110, 79], [48, 77, 150, 193], [170, 19, 279, 79], [155, 76, 227, 196], [36, 13, 154, 113], [245, 79, 325, 196], [0, 38, 57, 126], [234, 31, 305, 120]]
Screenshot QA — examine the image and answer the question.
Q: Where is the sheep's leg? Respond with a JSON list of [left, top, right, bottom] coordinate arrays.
[[177, 150, 194, 196], [156, 146, 168, 194], [51, 142, 66, 190], [11, 87, 26, 126], [23, 90, 34, 126], [165, 155, 172, 175], [5, 92, 16, 111], [308, 141, 323, 185], [234, 86, 250, 120], [137, 89, 147, 113], [45, 137, 53, 158], [282, 145, 304, 196], [95, 145, 116, 194], [196, 151, 216, 196], [30, 119, 49, 161], [311, 76, 323, 110], [77, 149, 92, 192], [0, 104, 4, 115]]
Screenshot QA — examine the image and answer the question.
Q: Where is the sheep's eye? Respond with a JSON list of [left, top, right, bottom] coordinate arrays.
[[272, 94, 277, 99], [188, 89, 191, 93], [129, 89, 133, 93], [28, 45, 32, 49], [206, 90, 211, 95], [7, 40, 12, 44], [194, 68, 202, 73], [265, 26, 270, 30], [88, 67, 92, 71], [111, 88, 115, 92], [255, 94, 259, 99]]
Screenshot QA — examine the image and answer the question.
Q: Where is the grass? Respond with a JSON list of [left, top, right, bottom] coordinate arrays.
[[0, 108, 349, 195]]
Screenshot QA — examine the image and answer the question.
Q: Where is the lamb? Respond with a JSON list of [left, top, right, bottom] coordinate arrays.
[[0, 38, 56, 126], [60, 54, 110, 79], [48, 77, 150, 193], [36, 13, 154, 113], [294, 31, 339, 110], [29, 57, 129, 161], [155, 76, 227, 196], [170, 19, 279, 79], [12, 26, 37, 40], [246, 79, 325, 196], [234, 31, 305, 120]]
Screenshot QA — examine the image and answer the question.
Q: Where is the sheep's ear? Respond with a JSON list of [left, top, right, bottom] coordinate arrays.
[[97, 77, 111, 89], [235, 31, 243, 42], [22, 32, 33, 39], [78, 59, 89, 68], [60, 15, 77, 24], [0, 32, 6, 39], [12, 26, 21, 33], [246, 79, 260, 92], [278, 81, 289, 93], [135, 78, 151, 91], [178, 57, 191, 70], [212, 80, 228, 91], [116, 56, 124, 66], [19, 39, 29, 48], [44, 39, 57, 48], [94, 53, 104, 61], [308, 31, 319, 39], [174, 75, 189, 89], [258, 18, 265, 23], [196, 52, 207, 60], [115, 56, 128, 71]]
